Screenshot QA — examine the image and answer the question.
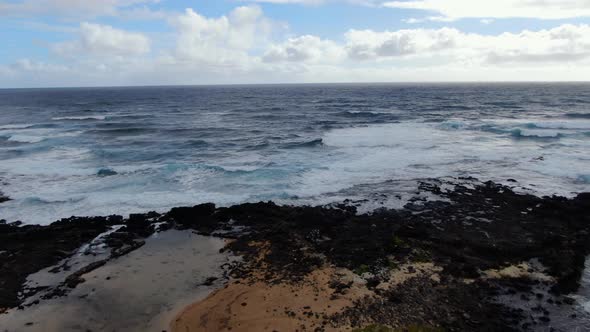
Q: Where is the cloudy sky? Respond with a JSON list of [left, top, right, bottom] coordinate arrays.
[[1, 0, 590, 87]]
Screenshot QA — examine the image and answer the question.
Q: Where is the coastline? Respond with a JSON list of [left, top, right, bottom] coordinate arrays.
[[1, 177, 590, 331]]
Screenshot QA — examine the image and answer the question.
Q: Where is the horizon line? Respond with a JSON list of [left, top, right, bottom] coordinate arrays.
[[1, 81, 590, 90]]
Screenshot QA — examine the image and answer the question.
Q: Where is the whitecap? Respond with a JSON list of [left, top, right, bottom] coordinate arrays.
[[313, 121, 590, 199], [437, 120, 467, 131], [52, 115, 106, 121], [2, 117, 589, 225], [484, 118, 590, 131], [527, 120, 590, 130], [0, 147, 92, 176], [510, 128, 563, 139], [0, 124, 32, 130], [7, 134, 45, 143], [5, 129, 83, 144]]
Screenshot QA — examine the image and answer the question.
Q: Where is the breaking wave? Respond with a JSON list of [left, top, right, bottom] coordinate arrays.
[[282, 139, 324, 149]]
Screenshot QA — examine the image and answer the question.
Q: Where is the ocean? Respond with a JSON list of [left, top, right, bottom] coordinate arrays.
[[1, 83, 589, 225]]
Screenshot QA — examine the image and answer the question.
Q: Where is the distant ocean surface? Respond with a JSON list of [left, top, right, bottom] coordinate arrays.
[[1, 83, 589, 225]]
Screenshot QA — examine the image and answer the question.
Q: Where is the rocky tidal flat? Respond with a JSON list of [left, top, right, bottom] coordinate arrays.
[[1, 178, 589, 331]]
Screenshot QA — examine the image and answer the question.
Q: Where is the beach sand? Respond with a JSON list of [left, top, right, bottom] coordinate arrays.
[[171, 263, 441, 332]]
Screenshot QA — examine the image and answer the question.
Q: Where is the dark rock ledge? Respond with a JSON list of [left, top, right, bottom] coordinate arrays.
[[0, 178, 589, 331], [0, 191, 9, 203]]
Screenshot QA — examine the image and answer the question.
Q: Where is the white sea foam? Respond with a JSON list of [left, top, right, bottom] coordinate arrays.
[[489, 118, 590, 130], [512, 128, 563, 138], [0, 181, 249, 225], [52, 115, 106, 121], [0, 158, 251, 225], [302, 121, 589, 200], [439, 118, 590, 137], [0, 147, 92, 176], [1, 118, 588, 225], [1, 128, 83, 144], [7, 134, 46, 143], [0, 124, 32, 130]]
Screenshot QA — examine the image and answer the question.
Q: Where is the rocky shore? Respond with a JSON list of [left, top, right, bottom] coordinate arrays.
[[1, 178, 589, 331], [0, 191, 9, 204]]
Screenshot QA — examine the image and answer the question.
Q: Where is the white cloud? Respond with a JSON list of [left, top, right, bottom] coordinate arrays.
[[52, 23, 151, 57], [402, 18, 423, 24], [345, 27, 460, 59], [2, 4, 590, 87], [402, 16, 454, 24], [170, 5, 274, 65], [10, 58, 68, 72], [383, 0, 590, 20], [263, 35, 345, 62], [243, 0, 325, 3], [241, 0, 367, 4], [342, 24, 590, 64]]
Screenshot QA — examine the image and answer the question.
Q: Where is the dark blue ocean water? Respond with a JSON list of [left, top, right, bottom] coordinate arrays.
[[0, 83, 589, 224]]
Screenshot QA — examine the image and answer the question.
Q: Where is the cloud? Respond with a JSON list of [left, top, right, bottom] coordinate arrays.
[[10, 58, 68, 72], [486, 51, 590, 64], [341, 24, 590, 64], [0, 0, 160, 18], [402, 16, 455, 24], [242, 0, 325, 3], [345, 28, 460, 59], [2, 4, 590, 87], [170, 5, 275, 65], [263, 35, 345, 62], [259, 23, 590, 70], [52, 23, 150, 57], [240, 0, 380, 5], [382, 0, 590, 20]]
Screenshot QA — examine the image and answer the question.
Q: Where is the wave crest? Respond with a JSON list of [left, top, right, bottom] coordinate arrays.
[[282, 139, 324, 149], [509, 128, 563, 139], [52, 115, 106, 121]]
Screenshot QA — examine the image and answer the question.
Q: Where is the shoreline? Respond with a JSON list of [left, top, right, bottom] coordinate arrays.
[[1, 177, 590, 331]]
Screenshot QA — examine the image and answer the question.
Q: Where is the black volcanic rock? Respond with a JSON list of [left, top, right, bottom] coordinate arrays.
[[97, 168, 117, 177], [0, 191, 9, 203], [0, 217, 111, 308], [576, 192, 590, 202], [167, 203, 217, 232]]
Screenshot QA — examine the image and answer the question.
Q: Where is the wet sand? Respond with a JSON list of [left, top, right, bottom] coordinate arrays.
[[0, 230, 233, 332]]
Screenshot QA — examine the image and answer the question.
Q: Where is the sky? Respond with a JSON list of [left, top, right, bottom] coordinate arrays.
[[1, 0, 590, 87]]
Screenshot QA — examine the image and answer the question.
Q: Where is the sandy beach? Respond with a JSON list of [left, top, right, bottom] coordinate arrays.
[[171, 262, 444, 332]]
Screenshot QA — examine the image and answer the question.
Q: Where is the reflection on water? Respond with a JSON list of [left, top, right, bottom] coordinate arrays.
[[495, 258, 590, 331], [0, 230, 234, 332], [575, 257, 590, 314]]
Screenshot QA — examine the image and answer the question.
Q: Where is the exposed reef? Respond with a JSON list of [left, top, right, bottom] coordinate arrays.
[[0, 191, 9, 203], [1, 178, 589, 331]]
